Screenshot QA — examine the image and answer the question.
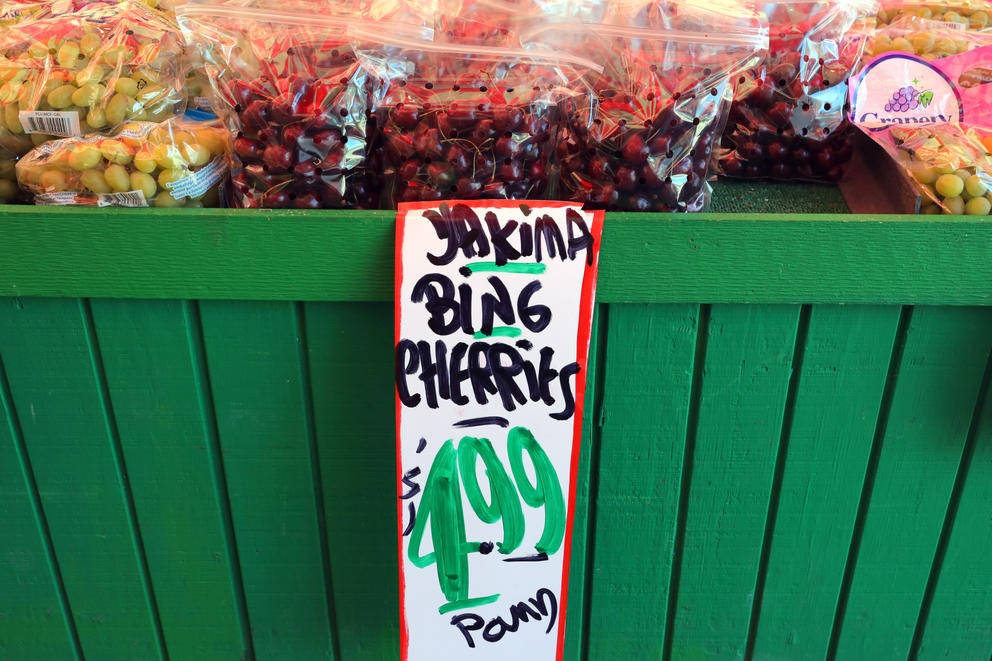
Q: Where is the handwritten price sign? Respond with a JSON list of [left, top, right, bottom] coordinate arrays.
[[395, 200, 602, 660]]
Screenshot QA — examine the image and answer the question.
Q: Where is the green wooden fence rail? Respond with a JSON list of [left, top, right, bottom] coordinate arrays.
[[0, 208, 990, 661]]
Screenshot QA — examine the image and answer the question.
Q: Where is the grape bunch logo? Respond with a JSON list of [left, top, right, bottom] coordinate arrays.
[[884, 85, 934, 112]]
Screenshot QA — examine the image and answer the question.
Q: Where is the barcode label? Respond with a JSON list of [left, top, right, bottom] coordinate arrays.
[[97, 191, 148, 207], [19, 111, 81, 137]]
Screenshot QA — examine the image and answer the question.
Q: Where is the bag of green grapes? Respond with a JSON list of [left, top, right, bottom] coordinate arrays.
[[0, 0, 187, 139], [15, 117, 230, 206], [849, 43, 992, 214], [868, 15, 992, 60], [876, 0, 992, 30]]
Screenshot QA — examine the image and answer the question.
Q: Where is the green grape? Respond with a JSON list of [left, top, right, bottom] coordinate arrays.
[[0, 80, 23, 104], [196, 129, 227, 157], [47, 84, 76, 109], [71, 83, 106, 108], [136, 85, 166, 106], [0, 160, 15, 180], [114, 77, 139, 97], [56, 42, 81, 69], [0, 178, 16, 201], [30, 133, 48, 147], [182, 143, 210, 167], [942, 195, 965, 214], [99, 140, 132, 165], [890, 37, 913, 53], [79, 32, 101, 57], [935, 173, 965, 197], [80, 168, 111, 194], [923, 205, 941, 215], [909, 31, 934, 53], [972, 11, 990, 28], [39, 169, 67, 190], [129, 171, 156, 198], [75, 67, 106, 87], [185, 199, 204, 208], [965, 196, 991, 215], [965, 174, 987, 198], [105, 93, 134, 126], [153, 191, 183, 207], [103, 163, 130, 192], [954, 168, 972, 181], [68, 144, 101, 171], [133, 150, 156, 173], [154, 145, 186, 170], [157, 167, 186, 189], [86, 107, 107, 129], [911, 162, 938, 185]]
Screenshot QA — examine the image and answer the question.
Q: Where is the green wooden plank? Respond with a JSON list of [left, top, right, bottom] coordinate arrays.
[[916, 359, 992, 661], [197, 300, 335, 660], [0, 297, 163, 660], [0, 207, 990, 304], [833, 306, 992, 659], [585, 304, 700, 660], [89, 299, 248, 659], [0, 360, 79, 661], [303, 302, 398, 661], [750, 306, 901, 659], [670, 304, 801, 660], [563, 305, 603, 661]]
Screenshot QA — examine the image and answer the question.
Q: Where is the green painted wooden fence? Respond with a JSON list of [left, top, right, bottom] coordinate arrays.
[[1, 206, 990, 661]]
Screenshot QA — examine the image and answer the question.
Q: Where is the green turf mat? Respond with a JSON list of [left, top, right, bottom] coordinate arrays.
[[708, 178, 850, 214]]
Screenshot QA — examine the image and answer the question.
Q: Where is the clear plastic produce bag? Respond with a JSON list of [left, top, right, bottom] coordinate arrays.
[[522, 4, 767, 211], [353, 27, 599, 205], [867, 14, 992, 59], [0, 0, 187, 138], [16, 117, 229, 206], [849, 44, 992, 214], [178, 2, 426, 208], [717, 0, 878, 182]]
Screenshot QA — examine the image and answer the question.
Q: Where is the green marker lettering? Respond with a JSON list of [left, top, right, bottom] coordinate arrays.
[[508, 427, 566, 554], [457, 436, 524, 554]]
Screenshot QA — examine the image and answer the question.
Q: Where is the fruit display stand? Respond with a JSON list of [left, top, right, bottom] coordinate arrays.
[[0, 185, 991, 661]]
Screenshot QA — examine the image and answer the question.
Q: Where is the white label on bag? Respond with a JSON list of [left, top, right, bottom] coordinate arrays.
[[97, 190, 148, 207], [165, 155, 225, 199], [19, 111, 81, 137], [36, 137, 77, 155], [35, 191, 80, 205], [193, 96, 213, 112]]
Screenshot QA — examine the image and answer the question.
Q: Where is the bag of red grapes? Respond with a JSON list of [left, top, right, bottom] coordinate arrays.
[[521, 7, 768, 211], [177, 2, 431, 209], [850, 44, 992, 214], [351, 25, 600, 205], [718, 0, 878, 183]]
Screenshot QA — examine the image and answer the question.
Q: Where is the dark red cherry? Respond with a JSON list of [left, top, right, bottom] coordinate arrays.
[[399, 159, 421, 182], [495, 135, 521, 159], [744, 162, 765, 178], [263, 189, 290, 208], [767, 141, 788, 161], [642, 164, 664, 186], [392, 104, 419, 130], [721, 155, 745, 176], [282, 124, 305, 149], [427, 162, 455, 187], [498, 161, 523, 182], [628, 195, 651, 212], [234, 136, 263, 160], [592, 183, 619, 206], [445, 145, 471, 174], [589, 156, 610, 180], [767, 102, 792, 128], [493, 106, 524, 132], [232, 80, 256, 107], [622, 134, 649, 164], [447, 102, 477, 130], [528, 161, 546, 182], [791, 147, 811, 163], [815, 149, 834, 170], [471, 119, 496, 145], [747, 81, 775, 108], [242, 99, 269, 131], [270, 95, 298, 124], [414, 129, 443, 159], [649, 134, 671, 155], [739, 141, 764, 160], [294, 192, 321, 209], [263, 144, 294, 171], [293, 161, 318, 184], [399, 186, 421, 203], [456, 177, 483, 197], [770, 162, 793, 179], [257, 126, 280, 144], [614, 166, 638, 192]]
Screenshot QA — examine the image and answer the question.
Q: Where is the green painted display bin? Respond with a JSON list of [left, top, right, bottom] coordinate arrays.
[[1, 183, 991, 661]]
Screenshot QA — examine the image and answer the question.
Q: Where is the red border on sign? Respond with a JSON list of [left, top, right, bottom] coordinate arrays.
[[394, 201, 604, 661]]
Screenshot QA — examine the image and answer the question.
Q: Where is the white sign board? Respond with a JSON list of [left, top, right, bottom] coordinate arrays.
[[395, 200, 603, 661]]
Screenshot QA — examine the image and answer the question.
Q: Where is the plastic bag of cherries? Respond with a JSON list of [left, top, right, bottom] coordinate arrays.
[[718, 0, 878, 183], [352, 26, 599, 205], [521, 6, 767, 211], [178, 2, 430, 209]]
